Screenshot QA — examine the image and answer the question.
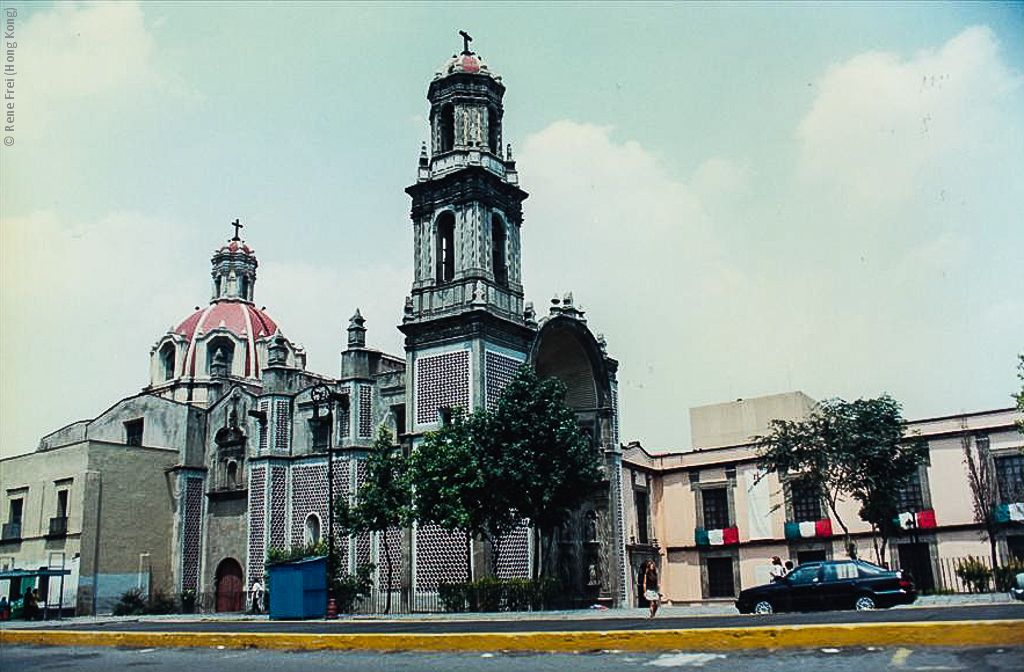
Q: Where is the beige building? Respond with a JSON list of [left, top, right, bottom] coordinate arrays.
[[622, 392, 1024, 606], [1, 394, 198, 614]]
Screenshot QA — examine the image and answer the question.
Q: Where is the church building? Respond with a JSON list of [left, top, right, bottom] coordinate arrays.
[[0, 39, 626, 614]]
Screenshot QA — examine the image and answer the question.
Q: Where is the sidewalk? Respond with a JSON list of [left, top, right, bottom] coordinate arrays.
[[0, 591, 1014, 629]]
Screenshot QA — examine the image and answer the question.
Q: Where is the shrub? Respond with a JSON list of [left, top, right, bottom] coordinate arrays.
[[331, 562, 375, 613], [180, 590, 196, 614], [437, 576, 561, 613], [144, 590, 178, 615], [266, 540, 328, 566], [955, 556, 992, 593], [112, 588, 147, 616], [994, 558, 1024, 592]]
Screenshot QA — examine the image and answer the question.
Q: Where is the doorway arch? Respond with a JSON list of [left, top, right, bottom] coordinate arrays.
[[214, 557, 244, 613]]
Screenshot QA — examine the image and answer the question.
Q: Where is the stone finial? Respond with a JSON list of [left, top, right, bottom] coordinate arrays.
[[524, 301, 536, 326], [211, 347, 229, 377], [597, 333, 608, 354], [506, 143, 513, 161], [347, 309, 367, 348], [419, 142, 429, 167], [268, 333, 288, 366]]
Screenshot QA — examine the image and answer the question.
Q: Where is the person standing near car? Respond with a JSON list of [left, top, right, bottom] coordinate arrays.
[[769, 556, 786, 582], [642, 561, 660, 618]]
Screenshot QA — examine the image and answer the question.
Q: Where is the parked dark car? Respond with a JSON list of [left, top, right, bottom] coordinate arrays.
[[735, 560, 916, 614]]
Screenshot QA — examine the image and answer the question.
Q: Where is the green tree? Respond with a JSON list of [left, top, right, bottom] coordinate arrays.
[[756, 395, 927, 563], [335, 426, 412, 613], [410, 408, 518, 582], [489, 366, 602, 579]]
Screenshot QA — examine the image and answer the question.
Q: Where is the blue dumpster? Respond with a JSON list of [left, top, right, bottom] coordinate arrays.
[[266, 556, 327, 620]]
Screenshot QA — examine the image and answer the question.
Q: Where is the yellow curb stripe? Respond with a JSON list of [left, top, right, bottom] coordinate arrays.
[[3, 620, 1022, 652]]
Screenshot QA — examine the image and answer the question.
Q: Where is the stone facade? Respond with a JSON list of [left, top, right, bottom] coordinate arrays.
[[0, 43, 625, 613]]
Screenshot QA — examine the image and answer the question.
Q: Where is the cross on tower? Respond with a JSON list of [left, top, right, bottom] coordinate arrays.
[[230, 218, 243, 241], [459, 30, 473, 55]]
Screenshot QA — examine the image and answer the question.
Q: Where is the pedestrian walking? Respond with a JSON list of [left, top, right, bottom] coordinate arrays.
[[642, 560, 660, 618], [250, 579, 264, 614]]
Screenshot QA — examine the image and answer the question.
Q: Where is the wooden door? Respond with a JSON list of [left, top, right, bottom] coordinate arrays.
[[215, 558, 244, 612]]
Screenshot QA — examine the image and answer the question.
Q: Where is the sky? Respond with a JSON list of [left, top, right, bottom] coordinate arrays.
[[1, 1, 1022, 459]]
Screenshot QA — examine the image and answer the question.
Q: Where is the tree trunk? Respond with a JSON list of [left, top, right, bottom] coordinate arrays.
[[382, 530, 393, 615], [532, 527, 541, 580]]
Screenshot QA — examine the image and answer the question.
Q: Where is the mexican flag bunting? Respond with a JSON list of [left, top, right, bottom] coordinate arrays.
[[695, 527, 740, 546], [784, 519, 832, 539], [994, 503, 1024, 523], [896, 509, 937, 530]]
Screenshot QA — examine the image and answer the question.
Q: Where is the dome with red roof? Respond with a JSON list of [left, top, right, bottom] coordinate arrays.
[[173, 302, 279, 378]]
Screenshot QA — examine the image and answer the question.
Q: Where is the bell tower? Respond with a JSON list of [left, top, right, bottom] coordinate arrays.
[[401, 35, 537, 436]]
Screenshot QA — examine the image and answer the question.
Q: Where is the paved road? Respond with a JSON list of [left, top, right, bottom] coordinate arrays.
[[4, 644, 1022, 672], [21, 604, 1024, 634]]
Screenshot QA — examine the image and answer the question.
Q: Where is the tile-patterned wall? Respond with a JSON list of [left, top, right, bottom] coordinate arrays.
[[415, 350, 470, 425]]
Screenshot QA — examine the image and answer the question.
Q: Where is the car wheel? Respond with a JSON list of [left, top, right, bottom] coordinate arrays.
[[753, 600, 774, 615], [854, 595, 876, 611]]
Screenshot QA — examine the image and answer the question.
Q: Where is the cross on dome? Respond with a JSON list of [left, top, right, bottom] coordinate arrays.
[[231, 218, 244, 241], [459, 30, 473, 55]]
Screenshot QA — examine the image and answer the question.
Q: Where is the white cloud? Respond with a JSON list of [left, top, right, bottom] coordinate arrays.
[[797, 26, 1022, 210], [0, 210, 209, 457]]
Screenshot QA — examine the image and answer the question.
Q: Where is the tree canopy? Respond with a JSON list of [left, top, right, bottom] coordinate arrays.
[[335, 426, 412, 612], [755, 394, 927, 562], [409, 365, 602, 579]]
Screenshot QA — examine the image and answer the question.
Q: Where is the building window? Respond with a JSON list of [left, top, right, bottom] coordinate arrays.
[[207, 337, 235, 376], [56, 489, 69, 519], [491, 214, 507, 287], [701, 487, 729, 530], [239, 276, 249, 300], [438, 104, 454, 153], [160, 342, 175, 381], [706, 556, 735, 598], [438, 407, 453, 427], [3, 498, 23, 540], [634, 490, 650, 544], [391, 404, 406, 438], [436, 212, 456, 284], [310, 417, 329, 451], [304, 513, 321, 546], [995, 453, 1024, 505], [790, 479, 823, 522], [895, 469, 925, 513], [124, 419, 144, 447], [487, 106, 500, 154]]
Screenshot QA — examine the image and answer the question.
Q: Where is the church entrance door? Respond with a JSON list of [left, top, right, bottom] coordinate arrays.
[[215, 558, 244, 612]]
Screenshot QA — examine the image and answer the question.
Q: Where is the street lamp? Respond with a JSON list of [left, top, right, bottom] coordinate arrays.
[[310, 383, 340, 616]]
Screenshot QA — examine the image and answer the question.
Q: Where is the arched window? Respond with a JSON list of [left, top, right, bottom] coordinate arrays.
[[226, 460, 238, 488], [491, 213, 507, 287], [436, 211, 456, 284], [160, 342, 176, 381], [487, 106, 499, 154], [239, 276, 249, 301], [304, 513, 321, 546], [207, 336, 235, 376], [214, 275, 222, 298], [439, 104, 454, 153]]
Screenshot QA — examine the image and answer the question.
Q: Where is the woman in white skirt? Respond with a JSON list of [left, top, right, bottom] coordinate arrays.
[[642, 560, 660, 618]]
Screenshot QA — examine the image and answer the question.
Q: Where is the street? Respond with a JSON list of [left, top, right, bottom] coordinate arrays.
[[4, 644, 1022, 672]]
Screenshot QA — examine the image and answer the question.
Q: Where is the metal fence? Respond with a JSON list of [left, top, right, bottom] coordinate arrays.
[[891, 553, 1019, 594]]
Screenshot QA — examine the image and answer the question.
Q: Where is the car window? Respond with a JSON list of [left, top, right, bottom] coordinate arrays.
[[857, 561, 889, 576], [823, 562, 858, 581], [787, 565, 819, 584]]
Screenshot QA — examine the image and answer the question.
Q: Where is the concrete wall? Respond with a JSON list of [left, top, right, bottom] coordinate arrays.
[[79, 443, 179, 614], [689, 392, 817, 450]]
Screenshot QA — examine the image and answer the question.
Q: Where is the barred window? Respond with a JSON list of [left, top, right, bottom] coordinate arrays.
[[995, 453, 1024, 505], [791, 479, 822, 522], [895, 469, 925, 513], [702, 487, 729, 530]]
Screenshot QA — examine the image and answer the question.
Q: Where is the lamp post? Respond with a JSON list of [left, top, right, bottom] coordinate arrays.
[[310, 384, 336, 616]]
